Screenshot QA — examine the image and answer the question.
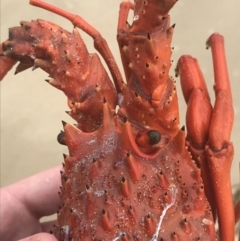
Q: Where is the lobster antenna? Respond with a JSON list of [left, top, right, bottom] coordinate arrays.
[[29, 0, 124, 93]]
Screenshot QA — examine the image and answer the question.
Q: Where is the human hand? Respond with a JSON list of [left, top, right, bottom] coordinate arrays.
[[0, 166, 62, 241]]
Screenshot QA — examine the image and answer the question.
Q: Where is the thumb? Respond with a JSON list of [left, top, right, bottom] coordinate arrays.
[[18, 233, 58, 241]]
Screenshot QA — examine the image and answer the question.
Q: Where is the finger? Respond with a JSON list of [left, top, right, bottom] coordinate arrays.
[[41, 220, 57, 233], [5, 166, 62, 218], [0, 188, 41, 241], [18, 233, 58, 241]]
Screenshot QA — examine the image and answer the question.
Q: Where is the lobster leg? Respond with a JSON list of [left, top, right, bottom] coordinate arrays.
[[206, 33, 234, 241], [29, 0, 123, 93], [176, 54, 217, 221], [177, 33, 234, 241]]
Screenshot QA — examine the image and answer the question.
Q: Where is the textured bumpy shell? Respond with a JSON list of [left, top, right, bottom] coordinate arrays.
[[1, 0, 219, 240], [56, 121, 216, 240]]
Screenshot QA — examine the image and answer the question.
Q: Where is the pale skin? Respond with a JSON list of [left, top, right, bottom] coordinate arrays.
[[0, 166, 62, 241]]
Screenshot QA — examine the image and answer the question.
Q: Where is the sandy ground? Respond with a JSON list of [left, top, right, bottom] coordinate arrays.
[[1, 0, 239, 238]]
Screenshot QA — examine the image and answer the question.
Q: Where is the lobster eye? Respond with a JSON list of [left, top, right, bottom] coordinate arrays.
[[135, 129, 161, 147], [147, 130, 161, 145], [135, 129, 163, 154]]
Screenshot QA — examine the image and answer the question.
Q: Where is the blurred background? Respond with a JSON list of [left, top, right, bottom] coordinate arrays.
[[1, 0, 239, 237]]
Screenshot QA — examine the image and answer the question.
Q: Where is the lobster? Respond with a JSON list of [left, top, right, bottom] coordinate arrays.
[[1, 0, 239, 240]]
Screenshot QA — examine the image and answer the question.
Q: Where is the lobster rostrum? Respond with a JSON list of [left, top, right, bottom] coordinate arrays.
[[0, 0, 237, 240]]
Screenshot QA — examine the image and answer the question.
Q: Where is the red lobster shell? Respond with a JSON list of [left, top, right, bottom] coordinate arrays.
[[1, 0, 239, 240]]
